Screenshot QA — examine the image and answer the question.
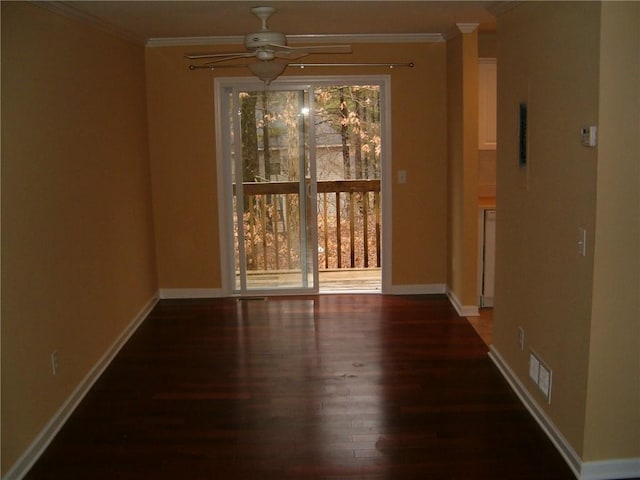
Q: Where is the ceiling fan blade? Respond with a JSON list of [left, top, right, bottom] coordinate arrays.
[[268, 44, 352, 54], [185, 52, 254, 60], [274, 51, 309, 60], [202, 54, 258, 65]]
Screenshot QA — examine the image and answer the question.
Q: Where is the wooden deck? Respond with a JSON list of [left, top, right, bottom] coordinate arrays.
[[241, 268, 382, 292], [319, 268, 381, 292]]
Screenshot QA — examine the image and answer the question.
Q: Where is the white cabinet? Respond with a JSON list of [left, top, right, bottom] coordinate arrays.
[[479, 209, 496, 307], [478, 58, 497, 150]]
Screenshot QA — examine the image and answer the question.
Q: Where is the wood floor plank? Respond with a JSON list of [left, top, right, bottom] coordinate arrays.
[[25, 294, 577, 479]]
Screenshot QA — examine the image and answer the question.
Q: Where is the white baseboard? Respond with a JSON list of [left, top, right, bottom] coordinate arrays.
[[580, 458, 640, 480], [2, 294, 158, 480], [488, 345, 582, 477], [162, 286, 447, 298], [388, 283, 447, 295], [446, 288, 479, 316], [489, 346, 640, 480], [159, 288, 226, 299]]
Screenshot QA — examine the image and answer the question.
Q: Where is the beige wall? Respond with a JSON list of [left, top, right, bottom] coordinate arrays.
[[478, 32, 497, 199], [145, 42, 449, 289], [583, 1, 640, 461], [446, 29, 479, 306], [145, 46, 221, 288], [478, 149, 496, 198], [493, 0, 639, 462], [478, 32, 497, 58], [1, 3, 158, 474], [4, 1, 637, 476]]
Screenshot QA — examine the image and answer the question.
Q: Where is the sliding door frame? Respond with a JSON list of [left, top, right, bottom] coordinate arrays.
[[214, 75, 393, 296]]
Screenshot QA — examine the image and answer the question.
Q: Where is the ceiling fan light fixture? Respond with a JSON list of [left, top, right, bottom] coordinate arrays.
[[255, 49, 276, 61], [248, 61, 287, 84]]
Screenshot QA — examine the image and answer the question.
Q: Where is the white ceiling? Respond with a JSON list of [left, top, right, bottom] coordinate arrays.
[[54, 1, 498, 45]]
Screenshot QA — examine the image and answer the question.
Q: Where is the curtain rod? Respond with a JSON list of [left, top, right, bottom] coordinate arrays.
[[189, 62, 414, 71], [290, 62, 414, 68]]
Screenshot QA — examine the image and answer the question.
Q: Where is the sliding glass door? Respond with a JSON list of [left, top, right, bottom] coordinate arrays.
[[229, 85, 317, 294], [217, 77, 389, 296]]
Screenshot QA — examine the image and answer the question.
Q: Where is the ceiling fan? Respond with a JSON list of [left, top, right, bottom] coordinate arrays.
[[185, 6, 352, 83]]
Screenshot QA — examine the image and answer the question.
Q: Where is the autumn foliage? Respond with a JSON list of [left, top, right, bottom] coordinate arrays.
[[233, 85, 381, 273]]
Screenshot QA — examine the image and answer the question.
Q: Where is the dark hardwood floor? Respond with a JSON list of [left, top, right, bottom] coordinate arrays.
[[26, 295, 576, 479]]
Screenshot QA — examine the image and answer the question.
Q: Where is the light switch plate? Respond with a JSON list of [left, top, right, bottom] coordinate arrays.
[[578, 227, 587, 256], [581, 126, 597, 147]]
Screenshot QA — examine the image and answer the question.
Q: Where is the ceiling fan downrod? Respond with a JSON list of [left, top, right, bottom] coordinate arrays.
[[250, 6, 276, 30]]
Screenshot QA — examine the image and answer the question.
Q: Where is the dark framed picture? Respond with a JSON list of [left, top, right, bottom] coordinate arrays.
[[519, 103, 528, 167]]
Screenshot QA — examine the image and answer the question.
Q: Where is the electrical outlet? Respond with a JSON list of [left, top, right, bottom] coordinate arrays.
[[538, 364, 552, 401], [518, 327, 525, 350], [529, 350, 553, 403], [529, 353, 540, 383], [51, 351, 59, 375]]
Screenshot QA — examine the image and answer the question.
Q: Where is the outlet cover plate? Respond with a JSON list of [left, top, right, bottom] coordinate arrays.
[[538, 364, 552, 400], [529, 353, 540, 383]]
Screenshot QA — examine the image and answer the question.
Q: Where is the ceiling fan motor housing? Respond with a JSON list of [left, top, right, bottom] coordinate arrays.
[[244, 31, 287, 50]]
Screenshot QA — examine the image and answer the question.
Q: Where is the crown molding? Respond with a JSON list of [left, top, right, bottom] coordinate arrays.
[[443, 22, 479, 40], [147, 33, 444, 48], [33, 3, 445, 48], [290, 33, 444, 44], [456, 23, 480, 34], [148, 35, 246, 48]]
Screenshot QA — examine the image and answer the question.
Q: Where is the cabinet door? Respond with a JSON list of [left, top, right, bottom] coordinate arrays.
[[478, 58, 497, 150], [481, 209, 496, 307]]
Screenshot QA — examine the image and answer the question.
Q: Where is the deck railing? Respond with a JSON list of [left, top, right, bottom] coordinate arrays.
[[235, 179, 381, 272]]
